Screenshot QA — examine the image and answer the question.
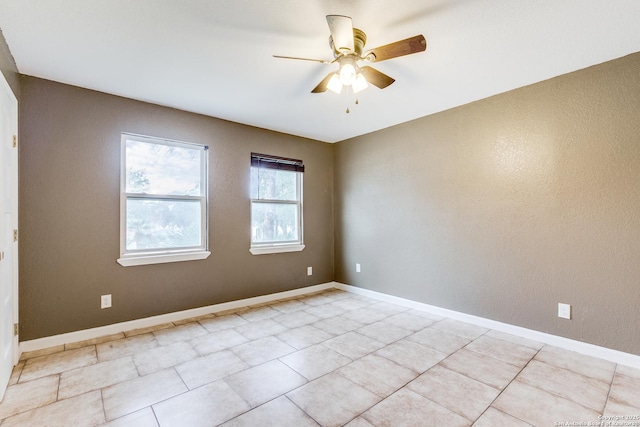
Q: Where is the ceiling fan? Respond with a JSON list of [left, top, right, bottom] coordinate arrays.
[[274, 15, 427, 94]]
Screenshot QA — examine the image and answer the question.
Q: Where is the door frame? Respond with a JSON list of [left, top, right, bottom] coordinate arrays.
[[0, 70, 19, 401]]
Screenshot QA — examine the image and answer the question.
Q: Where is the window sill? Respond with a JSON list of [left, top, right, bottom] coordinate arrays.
[[250, 244, 305, 255], [117, 251, 211, 267]]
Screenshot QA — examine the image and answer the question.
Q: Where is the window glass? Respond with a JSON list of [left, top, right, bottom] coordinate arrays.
[[250, 153, 303, 250], [119, 133, 208, 265]]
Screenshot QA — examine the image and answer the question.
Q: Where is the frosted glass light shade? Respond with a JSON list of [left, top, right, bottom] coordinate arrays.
[[327, 73, 343, 94], [352, 73, 368, 93]]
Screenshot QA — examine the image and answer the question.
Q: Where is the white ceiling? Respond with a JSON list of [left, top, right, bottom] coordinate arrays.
[[1, 0, 640, 143]]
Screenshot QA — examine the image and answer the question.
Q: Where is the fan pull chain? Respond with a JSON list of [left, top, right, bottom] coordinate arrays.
[[346, 98, 360, 114]]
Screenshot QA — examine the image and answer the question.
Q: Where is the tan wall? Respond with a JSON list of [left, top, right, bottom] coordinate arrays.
[[335, 52, 640, 355], [0, 29, 19, 99], [19, 76, 334, 341]]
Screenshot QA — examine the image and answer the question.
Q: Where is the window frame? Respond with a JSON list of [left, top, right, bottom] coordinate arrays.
[[117, 133, 210, 267], [249, 153, 305, 255]]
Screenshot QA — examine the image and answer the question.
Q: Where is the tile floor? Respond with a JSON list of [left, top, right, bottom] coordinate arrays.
[[1, 289, 639, 426]]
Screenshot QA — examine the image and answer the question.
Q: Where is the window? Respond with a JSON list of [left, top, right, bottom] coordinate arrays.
[[117, 133, 210, 266], [250, 153, 304, 255]]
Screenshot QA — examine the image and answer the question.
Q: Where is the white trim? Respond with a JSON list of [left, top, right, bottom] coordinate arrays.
[[250, 244, 305, 255], [334, 283, 640, 369], [19, 281, 640, 369], [19, 282, 337, 353], [117, 250, 211, 267]]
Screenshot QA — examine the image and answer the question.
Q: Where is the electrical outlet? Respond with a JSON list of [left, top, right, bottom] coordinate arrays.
[[356, 263, 361, 273], [101, 294, 112, 309], [307, 266, 313, 276], [558, 303, 571, 319]]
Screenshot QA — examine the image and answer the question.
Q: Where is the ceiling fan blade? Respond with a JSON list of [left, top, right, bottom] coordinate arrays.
[[365, 35, 426, 62], [326, 15, 354, 53], [359, 66, 395, 89], [311, 73, 335, 93], [273, 55, 331, 64]]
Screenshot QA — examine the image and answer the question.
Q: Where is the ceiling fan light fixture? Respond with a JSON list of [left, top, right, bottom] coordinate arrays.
[[352, 72, 368, 94], [327, 73, 343, 94], [339, 62, 357, 86]]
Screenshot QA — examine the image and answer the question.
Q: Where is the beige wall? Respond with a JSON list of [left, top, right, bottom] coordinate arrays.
[[335, 53, 640, 355], [19, 77, 334, 340], [0, 29, 19, 99]]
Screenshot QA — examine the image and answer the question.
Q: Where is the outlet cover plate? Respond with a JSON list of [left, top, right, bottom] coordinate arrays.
[[101, 294, 112, 309], [558, 303, 571, 319]]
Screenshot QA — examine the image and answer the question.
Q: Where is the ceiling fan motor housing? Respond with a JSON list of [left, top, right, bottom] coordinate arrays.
[[330, 28, 367, 57]]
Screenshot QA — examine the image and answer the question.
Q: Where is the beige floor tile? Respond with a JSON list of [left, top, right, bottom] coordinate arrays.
[[152, 322, 208, 345], [344, 417, 376, 427], [342, 307, 390, 325], [406, 309, 444, 321], [133, 340, 199, 375], [231, 336, 296, 366], [356, 321, 413, 345], [65, 333, 125, 351], [465, 335, 538, 367], [124, 322, 173, 337], [493, 380, 601, 426], [384, 312, 439, 331], [281, 344, 352, 381], [221, 395, 319, 427], [190, 328, 249, 355], [96, 333, 158, 362], [59, 356, 139, 400], [330, 298, 372, 311], [301, 293, 337, 306], [272, 311, 320, 328], [20, 346, 97, 383], [101, 407, 159, 427], [7, 360, 24, 386], [604, 372, 640, 416], [19, 345, 65, 361], [287, 373, 381, 427], [338, 354, 417, 398], [176, 349, 248, 389], [1, 390, 104, 427], [441, 348, 522, 390], [516, 360, 610, 411], [269, 299, 309, 314], [472, 407, 532, 427], [238, 305, 280, 322], [313, 315, 365, 335], [277, 324, 334, 349], [153, 380, 250, 427], [408, 365, 500, 421], [616, 364, 640, 380], [234, 318, 288, 340], [172, 313, 216, 326], [535, 345, 616, 383], [362, 388, 470, 427], [375, 339, 447, 373], [0, 375, 58, 420], [225, 359, 307, 407], [431, 318, 489, 340], [484, 330, 544, 350], [102, 368, 187, 421], [407, 327, 472, 354], [199, 313, 249, 332], [368, 302, 409, 316], [304, 303, 346, 319], [323, 331, 386, 359]]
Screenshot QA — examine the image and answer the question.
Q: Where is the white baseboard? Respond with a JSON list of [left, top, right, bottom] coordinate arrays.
[[20, 280, 640, 370], [19, 282, 337, 353], [335, 283, 640, 369]]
